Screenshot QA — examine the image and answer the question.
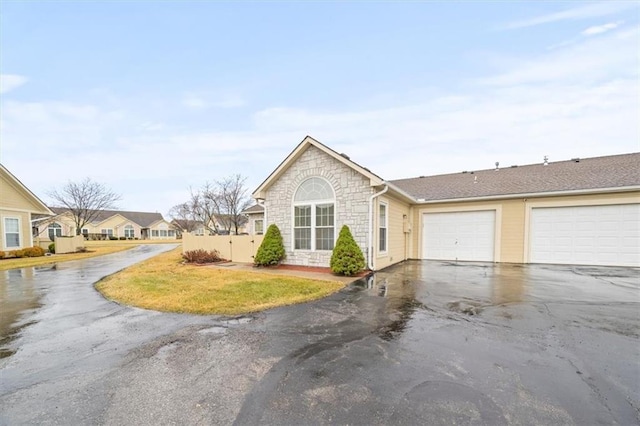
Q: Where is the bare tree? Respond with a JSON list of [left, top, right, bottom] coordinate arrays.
[[177, 175, 252, 235], [167, 202, 200, 234], [48, 178, 121, 235], [219, 174, 252, 235], [193, 184, 221, 235]]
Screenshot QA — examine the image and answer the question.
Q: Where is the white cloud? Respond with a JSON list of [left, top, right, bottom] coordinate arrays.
[[0, 74, 28, 94], [503, 2, 635, 29], [182, 94, 208, 109], [182, 92, 246, 109], [483, 27, 637, 86], [1, 24, 637, 214], [582, 21, 622, 36]]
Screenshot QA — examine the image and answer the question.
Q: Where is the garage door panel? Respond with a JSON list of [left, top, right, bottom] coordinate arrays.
[[530, 204, 640, 267], [423, 210, 495, 262]]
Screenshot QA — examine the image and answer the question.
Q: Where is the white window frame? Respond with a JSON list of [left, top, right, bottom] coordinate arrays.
[[379, 201, 388, 255], [254, 219, 264, 235], [4, 217, 21, 249], [292, 177, 336, 252], [101, 228, 113, 236], [152, 229, 159, 237], [48, 222, 63, 241], [124, 225, 135, 238]]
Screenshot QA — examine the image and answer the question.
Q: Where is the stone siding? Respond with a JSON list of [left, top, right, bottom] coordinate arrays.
[[265, 145, 374, 267]]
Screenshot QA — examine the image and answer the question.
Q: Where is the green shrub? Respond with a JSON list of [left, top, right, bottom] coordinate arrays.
[[182, 249, 224, 264], [119, 236, 126, 240], [330, 225, 365, 276], [23, 246, 45, 257], [48, 243, 56, 254], [254, 224, 285, 266], [109, 236, 118, 241]]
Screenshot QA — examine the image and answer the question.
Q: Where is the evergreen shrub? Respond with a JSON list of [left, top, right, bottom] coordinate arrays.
[[330, 225, 365, 276], [254, 224, 285, 266]]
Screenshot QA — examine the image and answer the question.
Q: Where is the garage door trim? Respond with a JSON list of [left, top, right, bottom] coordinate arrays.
[[524, 198, 640, 266], [419, 205, 502, 262]]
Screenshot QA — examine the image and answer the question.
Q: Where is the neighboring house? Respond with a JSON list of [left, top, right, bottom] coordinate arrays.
[[241, 204, 265, 235], [211, 214, 248, 235], [252, 136, 640, 269], [33, 208, 178, 241], [171, 216, 248, 237], [171, 219, 205, 237], [0, 164, 53, 251]]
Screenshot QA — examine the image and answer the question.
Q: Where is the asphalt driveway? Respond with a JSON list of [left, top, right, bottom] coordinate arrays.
[[1, 250, 638, 425]]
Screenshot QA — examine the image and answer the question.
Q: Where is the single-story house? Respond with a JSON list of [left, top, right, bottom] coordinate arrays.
[[242, 204, 265, 235], [0, 164, 54, 251], [252, 136, 640, 269], [171, 215, 249, 237], [33, 208, 178, 241]]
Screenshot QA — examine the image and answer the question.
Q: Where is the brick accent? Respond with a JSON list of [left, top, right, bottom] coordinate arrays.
[[265, 145, 373, 266]]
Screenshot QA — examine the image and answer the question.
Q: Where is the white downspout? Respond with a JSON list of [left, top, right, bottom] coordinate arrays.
[[368, 184, 389, 271]]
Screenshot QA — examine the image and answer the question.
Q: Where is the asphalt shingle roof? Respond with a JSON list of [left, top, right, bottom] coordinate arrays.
[[389, 152, 640, 202], [241, 204, 265, 214], [49, 207, 165, 227]]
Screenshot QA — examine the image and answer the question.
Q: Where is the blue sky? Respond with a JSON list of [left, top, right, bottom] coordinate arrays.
[[1, 1, 638, 216]]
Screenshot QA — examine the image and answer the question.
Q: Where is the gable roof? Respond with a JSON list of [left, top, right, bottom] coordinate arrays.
[[49, 207, 165, 228], [390, 152, 640, 202], [253, 136, 384, 199], [241, 204, 264, 214], [0, 164, 54, 215]]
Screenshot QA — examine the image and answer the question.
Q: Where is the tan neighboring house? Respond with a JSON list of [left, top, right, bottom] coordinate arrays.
[[241, 204, 265, 235], [0, 164, 53, 251], [252, 136, 640, 269], [33, 208, 178, 242]]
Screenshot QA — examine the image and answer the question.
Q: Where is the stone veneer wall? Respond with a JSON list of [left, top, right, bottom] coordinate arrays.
[[265, 145, 374, 267]]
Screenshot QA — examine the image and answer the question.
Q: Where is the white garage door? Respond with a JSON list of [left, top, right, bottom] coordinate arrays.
[[422, 210, 496, 262], [530, 204, 640, 267]]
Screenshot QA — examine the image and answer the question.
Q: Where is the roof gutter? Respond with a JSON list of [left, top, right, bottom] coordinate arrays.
[[414, 185, 640, 205], [368, 184, 389, 271]]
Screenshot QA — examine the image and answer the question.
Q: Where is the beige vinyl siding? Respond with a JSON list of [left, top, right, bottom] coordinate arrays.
[[499, 199, 526, 263], [409, 190, 639, 264], [0, 174, 44, 212], [375, 194, 411, 270]]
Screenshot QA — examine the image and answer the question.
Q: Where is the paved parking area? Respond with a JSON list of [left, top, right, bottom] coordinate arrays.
[[1, 254, 638, 425]]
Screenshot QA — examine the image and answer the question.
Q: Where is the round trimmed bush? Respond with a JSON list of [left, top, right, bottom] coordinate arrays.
[[48, 243, 56, 254], [330, 225, 365, 276], [254, 224, 285, 266]]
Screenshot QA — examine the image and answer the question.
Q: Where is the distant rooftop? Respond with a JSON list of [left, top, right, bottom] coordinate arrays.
[[49, 207, 165, 228]]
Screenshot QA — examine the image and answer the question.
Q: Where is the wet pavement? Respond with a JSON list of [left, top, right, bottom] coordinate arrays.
[[1, 255, 639, 425]]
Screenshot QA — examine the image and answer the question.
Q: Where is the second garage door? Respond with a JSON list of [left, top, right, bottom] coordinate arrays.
[[422, 210, 496, 262], [530, 204, 640, 267]]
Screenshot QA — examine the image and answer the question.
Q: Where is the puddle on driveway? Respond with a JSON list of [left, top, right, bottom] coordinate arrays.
[[348, 260, 640, 341], [0, 268, 43, 358]]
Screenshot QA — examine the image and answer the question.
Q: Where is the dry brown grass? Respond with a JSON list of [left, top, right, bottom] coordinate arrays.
[[0, 243, 139, 271], [96, 248, 345, 315]]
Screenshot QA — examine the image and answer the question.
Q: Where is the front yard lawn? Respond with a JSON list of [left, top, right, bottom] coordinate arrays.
[[96, 248, 345, 315], [0, 242, 138, 271]]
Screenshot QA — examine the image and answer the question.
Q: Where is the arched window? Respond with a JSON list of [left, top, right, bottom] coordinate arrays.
[[48, 222, 63, 240], [124, 224, 135, 238], [293, 177, 335, 251]]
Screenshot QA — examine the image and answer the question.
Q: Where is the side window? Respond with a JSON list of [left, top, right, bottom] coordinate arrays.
[[379, 202, 388, 253], [4, 217, 20, 248]]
